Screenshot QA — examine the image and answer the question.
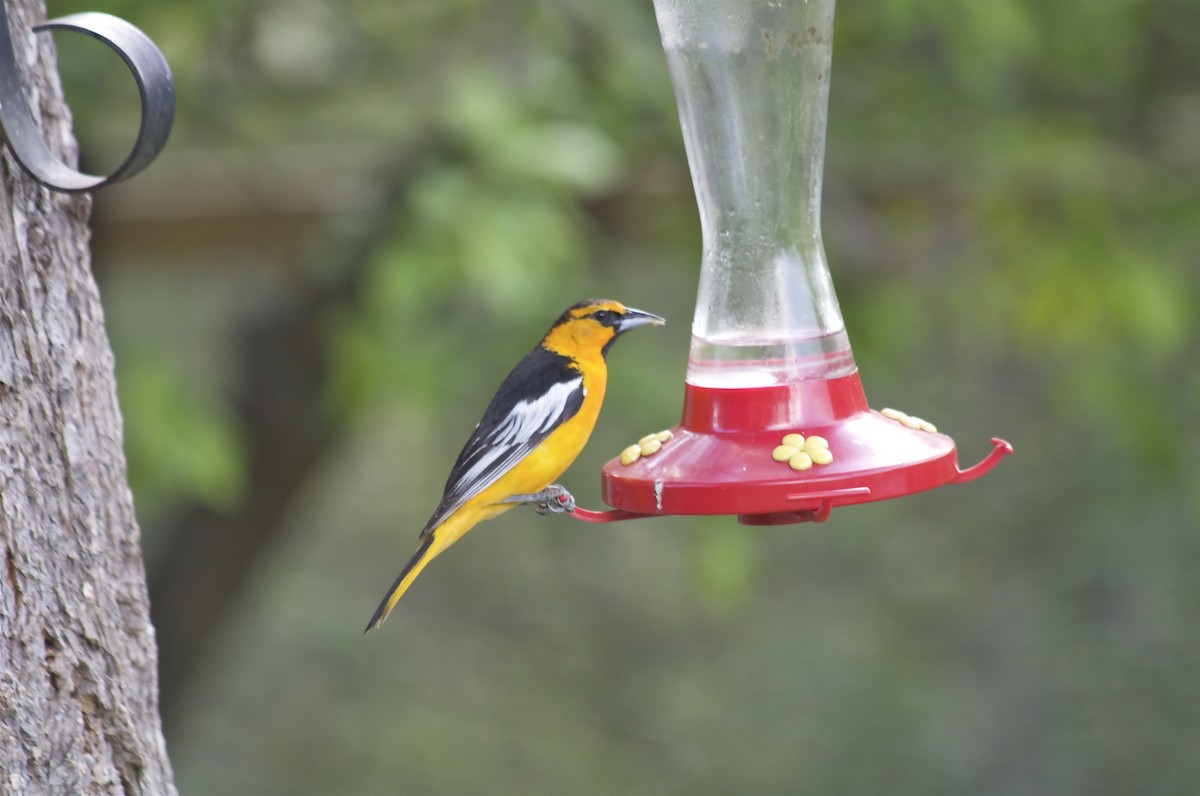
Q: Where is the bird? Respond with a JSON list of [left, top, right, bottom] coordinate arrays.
[[364, 299, 665, 632]]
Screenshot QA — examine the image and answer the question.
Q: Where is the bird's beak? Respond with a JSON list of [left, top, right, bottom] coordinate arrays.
[[616, 307, 665, 333]]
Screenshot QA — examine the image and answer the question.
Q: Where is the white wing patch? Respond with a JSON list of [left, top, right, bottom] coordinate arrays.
[[440, 376, 583, 519], [493, 377, 581, 447]]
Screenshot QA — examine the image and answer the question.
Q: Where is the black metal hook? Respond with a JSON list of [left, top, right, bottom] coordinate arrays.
[[0, 7, 174, 193]]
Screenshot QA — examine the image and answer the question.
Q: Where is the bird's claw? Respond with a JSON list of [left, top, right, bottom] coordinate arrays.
[[538, 485, 576, 515], [503, 484, 576, 515]]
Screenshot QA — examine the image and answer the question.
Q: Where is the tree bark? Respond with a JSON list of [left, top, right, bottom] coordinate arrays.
[[0, 2, 175, 793]]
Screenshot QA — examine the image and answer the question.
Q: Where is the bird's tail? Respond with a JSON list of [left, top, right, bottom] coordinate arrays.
[[363, 533, 439, 633], [363, 502, 510, 633]]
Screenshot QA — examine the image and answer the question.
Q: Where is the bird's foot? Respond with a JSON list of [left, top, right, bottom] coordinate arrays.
[[503, 484, 576, 515]]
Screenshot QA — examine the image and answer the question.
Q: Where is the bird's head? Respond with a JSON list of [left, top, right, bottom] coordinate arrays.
[[544, 299, 665, 358]]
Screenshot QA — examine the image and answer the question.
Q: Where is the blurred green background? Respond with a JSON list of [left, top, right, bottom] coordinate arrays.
[[51, 0, 1198, 793]]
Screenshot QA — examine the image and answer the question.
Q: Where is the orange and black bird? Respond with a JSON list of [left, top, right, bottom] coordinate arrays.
[[364, 299, 664, 632]]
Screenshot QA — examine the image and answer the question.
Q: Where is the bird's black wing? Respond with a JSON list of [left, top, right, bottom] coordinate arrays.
[[420, 346, 585, 536]]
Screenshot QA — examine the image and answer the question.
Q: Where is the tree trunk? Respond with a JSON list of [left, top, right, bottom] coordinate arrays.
[[0, 1, 175, 793]]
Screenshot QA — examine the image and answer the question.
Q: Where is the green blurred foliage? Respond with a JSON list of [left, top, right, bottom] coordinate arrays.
[[51, 0, 1200, 792], [119, 355, 246, 519]]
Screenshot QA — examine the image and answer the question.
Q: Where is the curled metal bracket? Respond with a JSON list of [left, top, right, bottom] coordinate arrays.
[[0, 8, 174, 192]]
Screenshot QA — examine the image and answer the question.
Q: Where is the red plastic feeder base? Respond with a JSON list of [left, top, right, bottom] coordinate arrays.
[[573, 372, 1011, 525]]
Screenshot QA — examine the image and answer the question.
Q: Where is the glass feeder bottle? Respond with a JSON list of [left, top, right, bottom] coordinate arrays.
[[654, 0, 854, 389]]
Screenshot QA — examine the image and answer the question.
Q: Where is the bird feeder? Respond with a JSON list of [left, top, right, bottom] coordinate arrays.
[[571, 0, 1010, 526]]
